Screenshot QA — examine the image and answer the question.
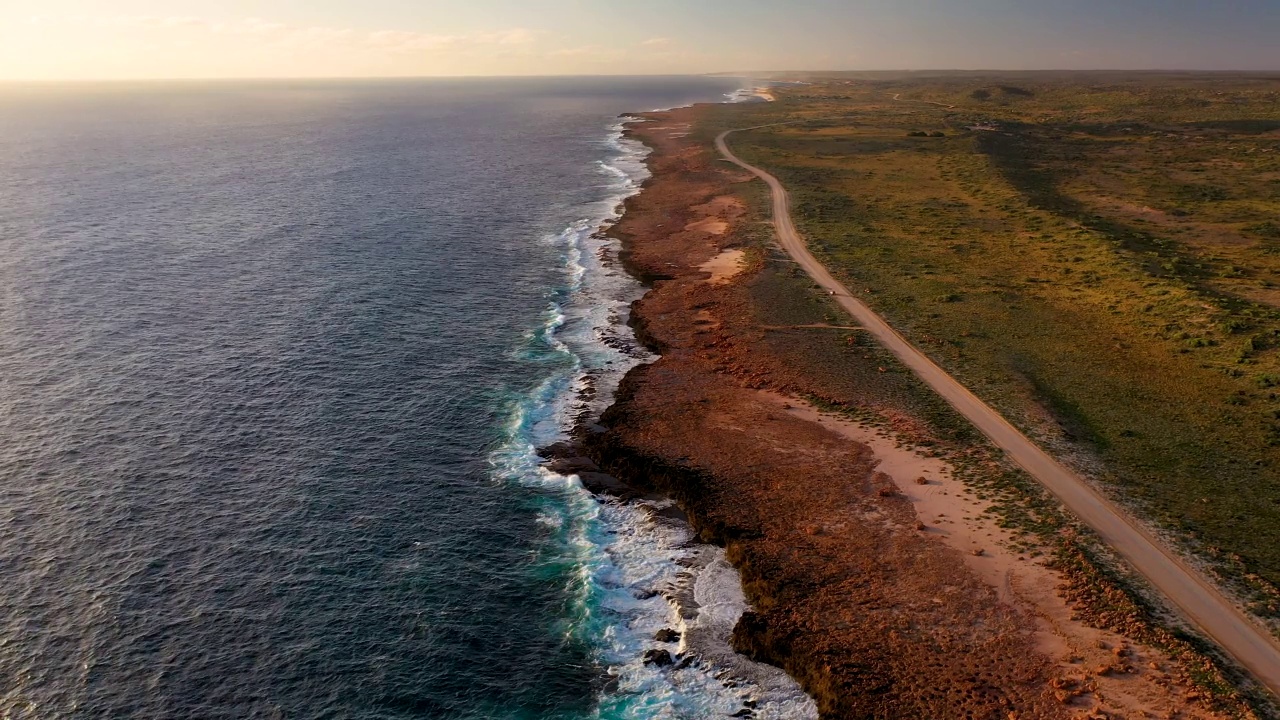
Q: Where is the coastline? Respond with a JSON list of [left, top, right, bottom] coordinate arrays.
[[554, 101, 1264, 718], [528, 105, 818, 718]]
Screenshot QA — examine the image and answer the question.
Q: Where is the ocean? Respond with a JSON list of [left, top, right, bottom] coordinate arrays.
[[0, 77, 816, 718]]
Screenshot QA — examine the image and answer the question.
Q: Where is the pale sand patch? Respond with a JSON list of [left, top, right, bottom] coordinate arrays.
[[691, 195, 743, 217], [647, 122, 692, 139], [756, 390, 1234, 720], [685, 217, 728, 235], [699, 249, 745, 284]]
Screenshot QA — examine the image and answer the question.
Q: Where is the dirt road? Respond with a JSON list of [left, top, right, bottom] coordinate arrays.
[[715, 128, 1280, 698], [890, 92, 957, 109]]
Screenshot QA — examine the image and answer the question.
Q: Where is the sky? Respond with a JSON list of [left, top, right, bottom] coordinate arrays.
[[2, 0, 1279, 80]]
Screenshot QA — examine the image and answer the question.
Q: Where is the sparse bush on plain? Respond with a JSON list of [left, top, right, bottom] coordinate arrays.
[[723, 73, 1280, 597]]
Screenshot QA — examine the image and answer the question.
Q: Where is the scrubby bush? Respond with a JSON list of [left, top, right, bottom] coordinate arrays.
[[998, 85, 1035, 97], [1245, 221, 1280, 239]]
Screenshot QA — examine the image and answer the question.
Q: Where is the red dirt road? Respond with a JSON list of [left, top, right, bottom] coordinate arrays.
[[716, 128, 1280, 698]]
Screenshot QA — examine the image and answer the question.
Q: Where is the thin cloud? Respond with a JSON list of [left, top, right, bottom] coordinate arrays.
[[30, 13, 536, 56], [549, 45, 600, 57], [489, 28, 536, 45]]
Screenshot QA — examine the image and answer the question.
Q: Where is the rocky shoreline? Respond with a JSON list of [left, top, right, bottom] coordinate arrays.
[[541, 104, 1256, 719]]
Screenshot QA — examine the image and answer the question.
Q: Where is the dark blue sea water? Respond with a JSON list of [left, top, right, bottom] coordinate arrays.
[[0, 77, 814, 719]]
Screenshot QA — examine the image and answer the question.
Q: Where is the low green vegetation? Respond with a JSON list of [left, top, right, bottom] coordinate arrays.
[[703, 72, 1280, 626], [729, 172, 1268, 715]]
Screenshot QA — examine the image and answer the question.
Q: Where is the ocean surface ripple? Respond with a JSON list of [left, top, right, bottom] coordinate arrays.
[[0, 77, 811, 719]]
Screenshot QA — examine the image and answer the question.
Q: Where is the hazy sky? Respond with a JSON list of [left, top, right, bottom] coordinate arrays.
[[3, 0, 1279, 80]]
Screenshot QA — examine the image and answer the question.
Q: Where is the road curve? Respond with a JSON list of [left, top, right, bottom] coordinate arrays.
[[890, 92, 957, 109], [715, 128, 1280, 697]]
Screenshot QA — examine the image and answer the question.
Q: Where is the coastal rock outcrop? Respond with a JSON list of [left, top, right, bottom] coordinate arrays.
[[643, 649, 674, 667], [654, 628, 681, 643]]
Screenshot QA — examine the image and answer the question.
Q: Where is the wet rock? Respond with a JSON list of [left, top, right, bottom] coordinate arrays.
[[537, 441, 581, 460], [654, 628, 681, 643], [545, 456, 600, 475], [643, 649, 674, 667], [576, 471, 633, 497], [538, 442, 602, 473], [649, 504, 688, 522]]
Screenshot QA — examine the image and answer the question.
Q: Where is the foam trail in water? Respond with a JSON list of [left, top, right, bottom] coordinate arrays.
[[490, 117, 817, 719]]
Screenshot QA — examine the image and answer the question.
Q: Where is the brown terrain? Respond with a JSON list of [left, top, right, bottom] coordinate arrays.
[[712, 125, 1280, 699], [546, 105, 1259, 718]]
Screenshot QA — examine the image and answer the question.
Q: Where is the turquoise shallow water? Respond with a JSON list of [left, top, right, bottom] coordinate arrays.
[[0, 76, 816, 719]]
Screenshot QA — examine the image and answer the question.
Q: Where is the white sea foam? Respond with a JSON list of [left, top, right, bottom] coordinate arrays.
[[491, 114, 817, 719], [726, 85, 769, 104]]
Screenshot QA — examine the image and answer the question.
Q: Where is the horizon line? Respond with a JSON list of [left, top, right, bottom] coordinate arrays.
[[4, 67, 1280, 84]]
